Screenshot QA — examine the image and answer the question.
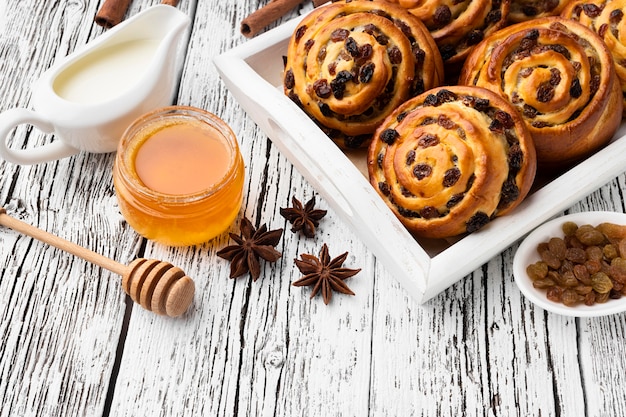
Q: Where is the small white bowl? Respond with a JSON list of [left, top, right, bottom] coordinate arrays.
[[513, 211, 626, 317]]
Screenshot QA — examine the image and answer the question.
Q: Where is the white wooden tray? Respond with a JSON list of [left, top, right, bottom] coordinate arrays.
[[214, 15, 626, 303]]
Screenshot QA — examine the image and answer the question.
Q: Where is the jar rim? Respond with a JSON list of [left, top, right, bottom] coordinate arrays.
[[115, 105, 241, 204]]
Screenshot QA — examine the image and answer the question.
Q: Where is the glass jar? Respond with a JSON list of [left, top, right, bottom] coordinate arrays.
[[113, 106, 245, 246]]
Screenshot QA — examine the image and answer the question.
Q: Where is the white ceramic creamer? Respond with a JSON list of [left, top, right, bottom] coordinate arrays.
[[0, 5, 190, 165]]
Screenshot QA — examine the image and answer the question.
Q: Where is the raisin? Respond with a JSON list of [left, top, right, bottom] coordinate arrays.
[[610, 9, 624, 24], [533, 278, 556, 289], [591, 272, 613, 293], [562, 222, 578, 236], [345, 37, 359, 57], [319, 102, 332, 116], [388, 46, 402, 64], [375, 34, 389, 45], [583, 4, 602, 18], [313, 79, 331, 98], [467, 30, 484, 46], [359, 63, 375, 83], [548, 237, 567, 260], [598, 23, 608, 38], [437, 115, 456, 129], [304, 39, 314, 52], [527, 262, 548, 280], [486, 9, 502, 23], [414, 164, 433, 180], [549, 68, 561, 86], [295, 25, 307, 42], [380, 128, 399, 144], [576, 225, 606, 245], [413, 48, 425, 64], [536, 84, 555, 103], [562, 289, 582, 306], [420, 206, 440, 219], [378, 181, 391, 196], [433, 5, 452, 27], [406, 150, 416, 165], [565, 247, 587, 264], [466, 212, 490, 233], [570, 79, 583, 98], [546, 285, 563, 302], [284, 69, 295, 89], [508, 143, 523, 170], [359, 44, 373, 61], [418, 133, 439, 148], [328, 62, 337, 76], [437, 89, 457, 103], [330, 70, 352, 99], [540, 249, 562, 270], [499, 179, 519, 208], [590, 74, 601, 95], [447, 194, 464, 208], [331, 28, 349, 42], [424, 94, 439, 106], [439, 44, 456, 61], [495, 110, 515, 129], [443, 168, 461, 187]]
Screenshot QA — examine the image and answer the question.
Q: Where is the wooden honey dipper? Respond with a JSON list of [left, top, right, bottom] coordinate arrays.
[[0, 208, 195, 317]]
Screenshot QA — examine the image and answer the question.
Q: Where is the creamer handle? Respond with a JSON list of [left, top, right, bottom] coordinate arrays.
[[0, 108, 79, 165]]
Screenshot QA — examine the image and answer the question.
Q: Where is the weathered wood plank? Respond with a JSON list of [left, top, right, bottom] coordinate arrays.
[[0, 1, 144, 416]]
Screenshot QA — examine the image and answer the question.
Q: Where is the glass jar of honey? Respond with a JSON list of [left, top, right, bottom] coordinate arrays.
[[113, 106, 245, 246]]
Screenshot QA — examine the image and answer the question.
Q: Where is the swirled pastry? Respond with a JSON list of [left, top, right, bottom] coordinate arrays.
[[562, 0, 626, 115], [284, 0, 444, 148], [385, 0, 510, 71], [509, 0, 570, 23], [459, 17, 623, 167], [367, 86, 536, 239]]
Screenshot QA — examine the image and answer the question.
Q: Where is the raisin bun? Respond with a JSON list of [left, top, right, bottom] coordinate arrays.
[[459, 17, 623, 167], [367, 86, 536, 239], [562, 0, 626, 116], [385, 0, 510, 74], [509, 0, 570, 23], [283, 0, 444, 149]]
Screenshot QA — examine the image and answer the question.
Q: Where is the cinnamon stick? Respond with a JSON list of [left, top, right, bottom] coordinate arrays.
[[95, 0, 132, 28], [241, 0, 307, 38], [312, 0, 330, 6]]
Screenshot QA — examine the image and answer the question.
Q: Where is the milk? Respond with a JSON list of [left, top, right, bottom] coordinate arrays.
[[53, 39, 160, 104]]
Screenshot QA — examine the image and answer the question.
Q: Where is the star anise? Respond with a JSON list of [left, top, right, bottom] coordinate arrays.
[[280, 196, 327, 238], [293, 243, 360, 304], [216, 216, 283, 281]]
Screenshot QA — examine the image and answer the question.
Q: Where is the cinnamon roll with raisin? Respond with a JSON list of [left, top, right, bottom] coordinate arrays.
[[562, 0, 626, 116], [509, 0, 570, 23], [459, 17, 623, 167], [385, 0, 510, 72], [284, 0, 444, 149], [367, 86, 536, 239]]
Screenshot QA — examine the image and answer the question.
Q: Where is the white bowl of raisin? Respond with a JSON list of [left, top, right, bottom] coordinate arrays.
[[513, 211, 626, 317]]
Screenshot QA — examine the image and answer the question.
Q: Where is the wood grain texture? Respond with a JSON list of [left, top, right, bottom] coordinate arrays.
[[2, 0, 626, 416]]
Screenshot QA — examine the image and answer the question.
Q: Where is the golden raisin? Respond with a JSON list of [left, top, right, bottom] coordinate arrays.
[[562, 221, 578, 236], [576, 225, 606, 246], [591, 272, 613, 294], [526, 262, 548, 280]]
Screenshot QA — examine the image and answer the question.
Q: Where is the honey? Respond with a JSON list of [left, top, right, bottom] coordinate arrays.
[[113, 106, 244, 246]]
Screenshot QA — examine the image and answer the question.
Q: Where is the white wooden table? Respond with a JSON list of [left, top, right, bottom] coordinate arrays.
[[1, 1, 626, 416]]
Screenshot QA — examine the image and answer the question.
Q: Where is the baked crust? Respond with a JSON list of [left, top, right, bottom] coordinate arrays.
[[562, 0, 626, 116], [284, 0, 444, 149], [386, 0, 511, 71], [367, 85, 536, 238], [459, 16, 623, 167]]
